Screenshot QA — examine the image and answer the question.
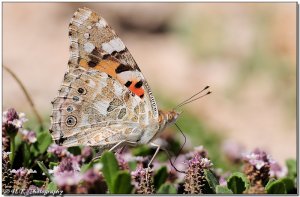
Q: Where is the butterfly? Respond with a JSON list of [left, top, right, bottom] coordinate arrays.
[[50, 7, 210, 167]]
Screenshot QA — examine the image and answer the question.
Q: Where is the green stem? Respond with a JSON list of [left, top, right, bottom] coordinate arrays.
[[9, 136, 16, 167]]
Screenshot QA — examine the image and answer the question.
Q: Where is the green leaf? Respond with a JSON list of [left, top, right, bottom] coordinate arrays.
[[154, 166, 168, 189], [132, 145, 152, 156], [35, 132, 52, 154], [37, 161, 52, 181], [112, 171, 133, 194], [266, 179, 286, 194], [280, 177, 295, 193], [100, 151, 120, 192], [46, 182, 58, 191], [81, 162, 93, 173], [23, 143, 31, 167], [216, 185, 233, 194], [157, 183, 177, 194], [227, 172, 249, 194], [204, 169, 219, 193], [286, 159, 296, 179], [128, 160, 137, 171], [33, 180, 45, 187], [49, 162, 58, 169], [68, 146, 82, 155]]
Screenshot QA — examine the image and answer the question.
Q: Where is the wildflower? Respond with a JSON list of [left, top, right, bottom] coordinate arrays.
[[269, 161, 287, 178], [242, 148, 271, 193], [83, 169, 101, 183], [183, 151, 213, 194], [11, 167, 36, 190], [185, 146, 208, 160], [2, 151, 13, 190], [3, 108, 27, 134], [116, 153, 129, 170], [242, 148, 270, 170], [52, 155, 83, 193], [11, 167, 37, 177], [81, 146, 93, 161], [82, 168, 107, 193], [48, 144, 71, 158], [131, 165, 154, 194], [54, 171, 82, 187], [20, 130, 37, 144], [53, 156, 81, 175]]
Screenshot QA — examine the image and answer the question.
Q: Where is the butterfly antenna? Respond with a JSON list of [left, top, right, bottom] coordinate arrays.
[[175, 86, 211, 109]]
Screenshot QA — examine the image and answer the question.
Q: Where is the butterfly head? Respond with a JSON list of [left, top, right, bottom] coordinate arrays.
[[158, 110, 181, 130]]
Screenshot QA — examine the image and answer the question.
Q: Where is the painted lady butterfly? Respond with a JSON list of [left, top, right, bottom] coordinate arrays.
[[50, 7, 208, 166]]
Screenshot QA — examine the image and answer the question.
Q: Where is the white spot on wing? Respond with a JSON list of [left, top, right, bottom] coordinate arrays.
[[117, 71, 142, 83], [84, 42, 95, 53], [102, 38, 125, 54], [95, 100, 110, 115], [96, 18, 107, 29], [72, 9, 92, 27], [113, 82, 123, 97], [84, 33, 90, 39]]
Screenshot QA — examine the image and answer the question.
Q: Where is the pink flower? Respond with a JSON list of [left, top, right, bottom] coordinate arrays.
[[2, 108, 27, 135], [52, 155, 82, 187], [82, 169, 101, 183], [269, 161, 287, 178], [48, 144, 71, 158], [242, 148, 271, 170], [81, 146, 93, 161], [11, 167, 36, 177], [20, 130, 37, 143], [54, 171, 82, 186]]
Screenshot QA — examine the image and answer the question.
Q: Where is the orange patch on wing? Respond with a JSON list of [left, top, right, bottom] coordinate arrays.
[[79, 59, 119, 78], [97, 60, 119, 78], [90, 12, 100, 22], [129, 81, 145, 97], [79, 59, 89, 68]]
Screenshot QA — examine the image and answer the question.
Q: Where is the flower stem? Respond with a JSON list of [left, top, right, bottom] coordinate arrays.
[[9, 135, 16, 167]]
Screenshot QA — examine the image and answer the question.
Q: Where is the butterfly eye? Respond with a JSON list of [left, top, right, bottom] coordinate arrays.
[[77, 87, 87, 95], [66, 116, 77, 127]]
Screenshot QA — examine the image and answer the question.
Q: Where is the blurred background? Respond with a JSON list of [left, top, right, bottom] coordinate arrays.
[[3, 3, 297, 168]]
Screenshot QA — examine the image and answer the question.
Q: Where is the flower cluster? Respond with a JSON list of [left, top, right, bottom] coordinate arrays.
[[1, 108, 296, 194], [242, 148, 271, 193], [184, 146, 213, 194], [2, 108, 28, 151], [131, 165, 155, 194], [20, 129, 37, 144], [48, 144, 106, 194], [11, 167, 36, 190]]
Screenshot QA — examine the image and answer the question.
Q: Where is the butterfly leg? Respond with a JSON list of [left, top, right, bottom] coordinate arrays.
[[145, 143, 160, 183], [148, 142, 160, 168], [92, 140, 137, 161]]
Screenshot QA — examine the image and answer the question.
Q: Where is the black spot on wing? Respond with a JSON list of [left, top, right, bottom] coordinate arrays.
[[115, 64, 133, 74], [125, 81, 132, 87], [88, 48, 101, 67], [135, 80, 143, 88], [91, 47, 101, 57]]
